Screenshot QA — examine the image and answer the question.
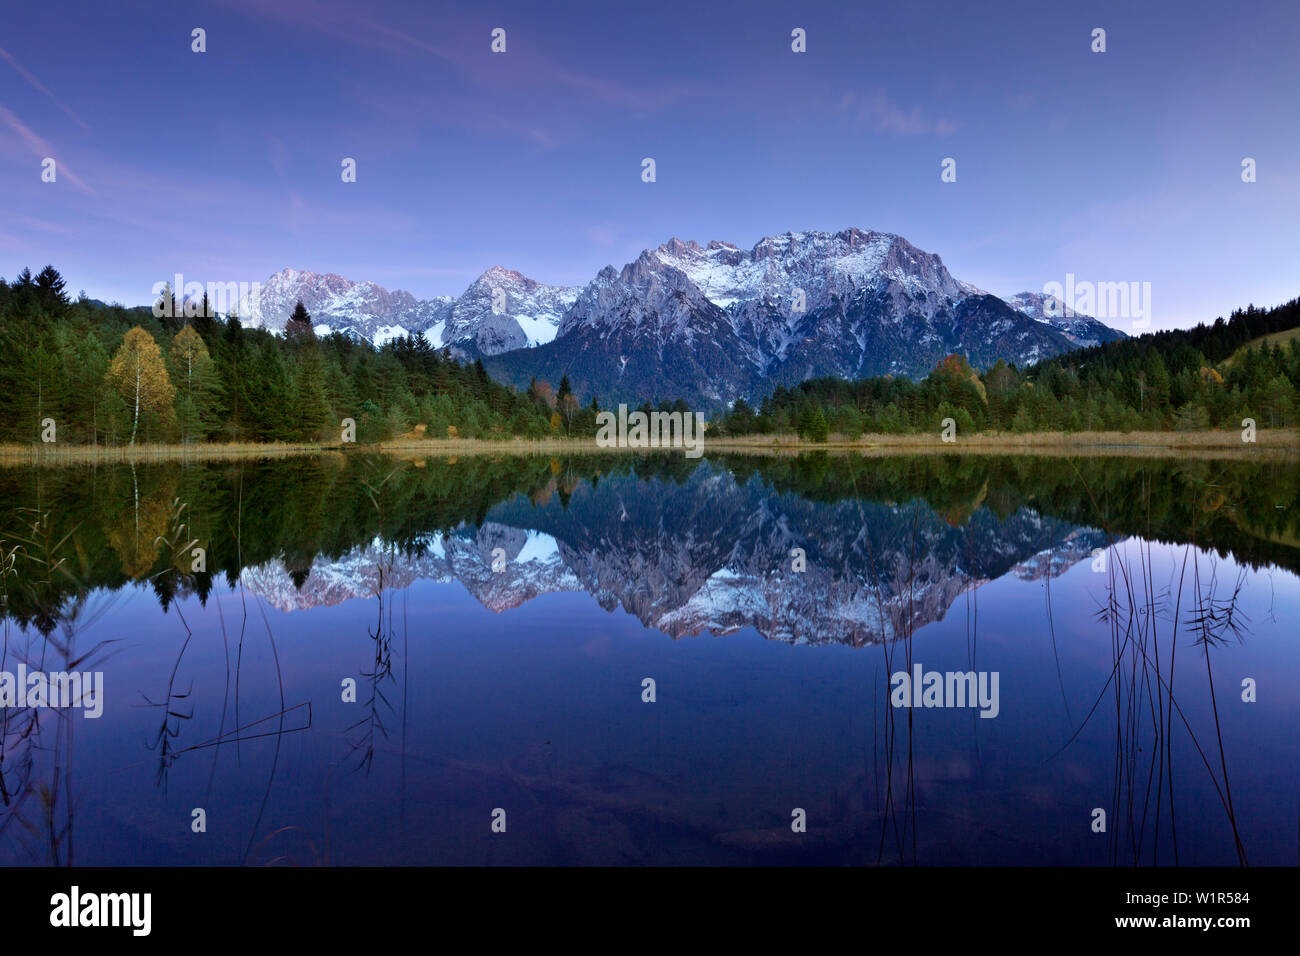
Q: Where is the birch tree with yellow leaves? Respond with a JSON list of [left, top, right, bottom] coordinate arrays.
[[106, 326, 175, 444]]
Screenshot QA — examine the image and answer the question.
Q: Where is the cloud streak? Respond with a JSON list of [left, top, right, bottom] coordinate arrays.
[[837, 88, 957, 136], [0, 46, 91, 132], [0, 105, 93, 193]]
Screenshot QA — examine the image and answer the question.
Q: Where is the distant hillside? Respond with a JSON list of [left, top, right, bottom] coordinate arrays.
[[1223, 325, 1300, 369], [714, 296, 1300, 437], [1035, 297, 1300, 374]]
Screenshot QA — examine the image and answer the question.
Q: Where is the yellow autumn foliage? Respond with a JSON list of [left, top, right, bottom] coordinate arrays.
[[106, 327, 176, 444]]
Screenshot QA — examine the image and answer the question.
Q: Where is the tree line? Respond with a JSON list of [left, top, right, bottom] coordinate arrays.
[[3, 266, 1296, 445], [0, 267, 619, 445], [714, 297, 1300, 439]]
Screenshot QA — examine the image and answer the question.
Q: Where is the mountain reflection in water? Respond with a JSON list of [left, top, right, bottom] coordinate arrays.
[[1, 452, 1297, 865]]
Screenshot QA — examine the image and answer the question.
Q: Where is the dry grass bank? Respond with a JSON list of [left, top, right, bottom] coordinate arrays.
[[0, 428, 1295, 466], [705, 428, 1300, 457], [0, 441, 348, 466]]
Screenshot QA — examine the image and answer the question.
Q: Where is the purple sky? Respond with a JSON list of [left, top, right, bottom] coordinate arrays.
[[1, 0, 1297, 331]]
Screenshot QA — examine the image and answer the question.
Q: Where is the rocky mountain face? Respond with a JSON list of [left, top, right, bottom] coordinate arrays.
[[240, 464, 1109, 647], [236, 266, 576, 354], [1004, 291, 1126, 347], [240, 526, 582, 614], [486, 228, 1124, 407], [439, 266, 579, 356], [236, 268, 455, 346], [236, 228, 1125, 408]]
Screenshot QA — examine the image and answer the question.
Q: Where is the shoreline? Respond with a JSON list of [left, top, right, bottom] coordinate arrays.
[[0, 428, 1295, 465]]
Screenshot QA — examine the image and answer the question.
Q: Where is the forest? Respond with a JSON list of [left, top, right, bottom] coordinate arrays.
[[716, 298, 1300, 439], [0, 266, 613, 444], [1, 265, 1297, 446]]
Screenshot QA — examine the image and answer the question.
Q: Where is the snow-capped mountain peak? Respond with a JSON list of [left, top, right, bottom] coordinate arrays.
[[507, 226, 1125, 406], [234, 265, 578, 356], [236, 268, 453, 345], [227, 226, 1126, 406], [1004, 290, 1125, 347], [442, 267, 580, 354]]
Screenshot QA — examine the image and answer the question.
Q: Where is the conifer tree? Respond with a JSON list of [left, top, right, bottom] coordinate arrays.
[[291, 346, 332, 440], [34, 265, 69, 315], [18, 336, 66, 442], [170, 325, 223, 441], [285, 300, 315, 342], [64, 331, 110, 443], [154, 282, 179, 321], [808, 406, 830, 443]]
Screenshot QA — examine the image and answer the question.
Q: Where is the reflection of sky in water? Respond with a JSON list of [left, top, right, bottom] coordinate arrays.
[[1, 472, 1297, 866], [3, 540, 1294, 866]]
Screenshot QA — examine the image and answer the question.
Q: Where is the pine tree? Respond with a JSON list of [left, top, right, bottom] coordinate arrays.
[[285, 300, 315, 342], [1141, 349, 1171, 413], [808, 406, 830, 442], [797, 404, 814, 438], [16, 335, 66, 442], [1010, 403, 1034, 433], [64, 331, 110, 443], [154, 282, 179, 321], [1262, 374, 1295, 428], [242, 342, 294, 440], [215, 317, 249, 435], [291, 346, 332, 440], [169, 325, 223, 441], [34, 265, 69, 315]]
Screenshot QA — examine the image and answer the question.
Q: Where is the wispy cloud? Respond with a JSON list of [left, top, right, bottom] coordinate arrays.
[[585, 224, 617, 247], [230, 0, 698, 144], [837, 89, 957, 136], [8, 213, 77, 237], [0, 105, 93, 193], [0, 46, 91, 132], [260, 0, 696, 111]]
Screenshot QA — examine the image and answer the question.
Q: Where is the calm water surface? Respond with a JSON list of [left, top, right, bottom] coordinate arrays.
[[1, 452, 1296, 865]]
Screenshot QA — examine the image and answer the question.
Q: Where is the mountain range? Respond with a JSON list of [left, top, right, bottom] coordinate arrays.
[[233, 228, 1125, 408], [240, 464, 1110, 646]]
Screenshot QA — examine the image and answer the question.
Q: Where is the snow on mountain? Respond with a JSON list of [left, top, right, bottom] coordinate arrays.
[[1004, 291, 1127, 347], [235, 266, 578, 356], [238, 465, 1113, 648], [232, 228, 1124, 405], [490, 227, 1122, 407], [240, 527, 581, 613], [372, 325, 411, 347], [440, 266, 579, 356], [236, 268, 453, 343], [553, 229, 964, 341], [655, 230, 967, 323]]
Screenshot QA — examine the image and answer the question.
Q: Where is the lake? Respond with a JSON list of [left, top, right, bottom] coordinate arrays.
[[1, 451, 1296, 865]]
